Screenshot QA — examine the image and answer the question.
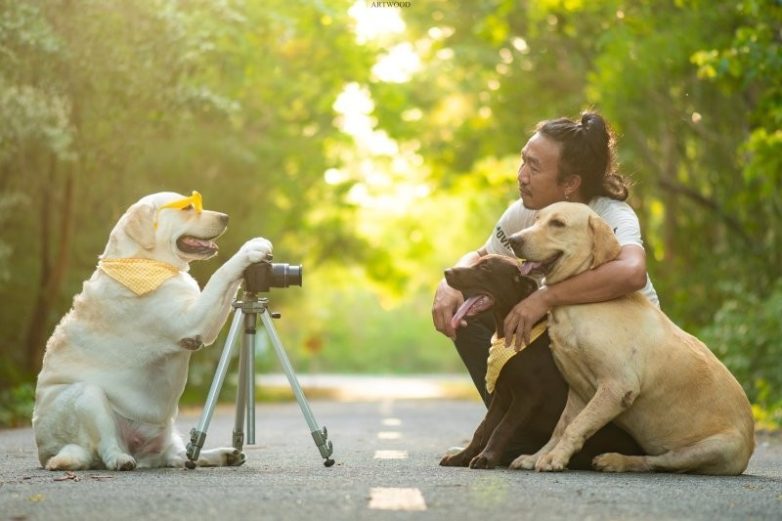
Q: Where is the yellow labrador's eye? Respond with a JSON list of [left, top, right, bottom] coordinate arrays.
[[182, 204, 194, 211], [550, 218, 566, 228]]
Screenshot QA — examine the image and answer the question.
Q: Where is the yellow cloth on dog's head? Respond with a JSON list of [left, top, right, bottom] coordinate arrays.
[[485, 322, 548, 394], [98, 258, 180, 296]]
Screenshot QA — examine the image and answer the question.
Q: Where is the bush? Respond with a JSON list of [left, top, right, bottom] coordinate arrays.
[[700, 279, 782, 421], [0, 382, 35, 428]]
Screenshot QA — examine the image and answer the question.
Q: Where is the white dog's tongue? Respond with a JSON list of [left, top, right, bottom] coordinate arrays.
[[182, 237, 216, 250], [519, 260, 542, 276], [450, 295, 487, 331]]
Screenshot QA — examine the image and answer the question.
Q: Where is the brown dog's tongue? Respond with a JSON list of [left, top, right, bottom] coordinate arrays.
[[450, 295, 485, 331]]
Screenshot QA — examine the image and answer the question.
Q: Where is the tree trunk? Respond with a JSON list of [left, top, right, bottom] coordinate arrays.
[[25, 156, 76, 375]]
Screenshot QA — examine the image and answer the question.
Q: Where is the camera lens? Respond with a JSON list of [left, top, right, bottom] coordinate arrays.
[[270, 263, 303, 288], [243, 261, 303, 292]]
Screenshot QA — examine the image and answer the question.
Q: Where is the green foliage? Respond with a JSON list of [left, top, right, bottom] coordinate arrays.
[[0, 1, 780, 412], [701, 279, 782, 409], [0, 383, 35, 428]]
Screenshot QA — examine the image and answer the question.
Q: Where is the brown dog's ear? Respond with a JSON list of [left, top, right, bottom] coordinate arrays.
[[589, 214, 621, 269], [123, 203, 156, 251]]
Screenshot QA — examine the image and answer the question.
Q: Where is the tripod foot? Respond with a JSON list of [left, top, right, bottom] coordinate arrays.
[[185, 460, 197, 470], [324, 458, 335, 467]]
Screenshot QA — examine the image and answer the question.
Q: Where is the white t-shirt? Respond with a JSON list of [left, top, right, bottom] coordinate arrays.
[[484, 197, 659, 306]]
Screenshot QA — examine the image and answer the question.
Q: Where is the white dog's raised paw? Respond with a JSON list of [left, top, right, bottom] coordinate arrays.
[[240, 237, 273, 265], [509, 454, 538, 470]]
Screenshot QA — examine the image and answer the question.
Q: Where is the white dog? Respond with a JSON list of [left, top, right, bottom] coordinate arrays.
[[33, 191, 272, 470]]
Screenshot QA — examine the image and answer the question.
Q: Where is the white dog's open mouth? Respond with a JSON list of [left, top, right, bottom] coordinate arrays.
[[520, 252, 562, 277], [177, 235, 219, 256], [450, 293, 495, 330]]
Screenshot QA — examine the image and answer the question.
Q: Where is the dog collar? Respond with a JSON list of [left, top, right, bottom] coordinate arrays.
[[98, 258, 180, 296], [485, 322, 547, 394], [154, 191, 203, 230]]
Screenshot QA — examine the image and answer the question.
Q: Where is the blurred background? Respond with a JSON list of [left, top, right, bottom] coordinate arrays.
[[1, 0, 779, 427]]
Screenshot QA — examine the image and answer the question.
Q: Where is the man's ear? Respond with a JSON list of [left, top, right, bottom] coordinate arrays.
[[589, 214, 621, 269], [565, 175, 582, 196], [123, 203, 156, 251]]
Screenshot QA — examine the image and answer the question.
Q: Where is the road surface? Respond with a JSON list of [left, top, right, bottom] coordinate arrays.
[[1, 397, 781, 520]]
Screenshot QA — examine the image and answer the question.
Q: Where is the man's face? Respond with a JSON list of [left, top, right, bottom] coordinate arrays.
[[517, 132, 564, 210]]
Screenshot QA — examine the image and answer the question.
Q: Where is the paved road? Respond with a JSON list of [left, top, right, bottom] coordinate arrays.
[[1, 399, 781, 520]]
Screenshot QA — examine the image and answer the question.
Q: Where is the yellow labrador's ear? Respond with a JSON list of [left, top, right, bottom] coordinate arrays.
[[123, 203, 156, 251], [589, 214, 621, 269]]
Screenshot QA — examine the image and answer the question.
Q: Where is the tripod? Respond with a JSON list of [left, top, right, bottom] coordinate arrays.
[[185, 282, 334, 468]]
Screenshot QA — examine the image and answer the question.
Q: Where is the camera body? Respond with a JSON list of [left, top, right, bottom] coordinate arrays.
[[243, 259, 302, 293]]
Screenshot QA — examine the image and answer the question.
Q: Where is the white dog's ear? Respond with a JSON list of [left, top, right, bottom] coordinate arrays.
[[589, 214, 621, 269], [123, 203, 157, 251]]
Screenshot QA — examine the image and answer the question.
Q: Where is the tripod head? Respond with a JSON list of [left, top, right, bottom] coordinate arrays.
[[244, 254, 302, 293]]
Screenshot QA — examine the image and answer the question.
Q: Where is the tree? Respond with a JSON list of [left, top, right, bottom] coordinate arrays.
[[0, 0, 375, 381]]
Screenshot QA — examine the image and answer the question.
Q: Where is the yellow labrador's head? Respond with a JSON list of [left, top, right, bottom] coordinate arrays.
[[101, 191, 229, 268], [507, 202, 620, 285]]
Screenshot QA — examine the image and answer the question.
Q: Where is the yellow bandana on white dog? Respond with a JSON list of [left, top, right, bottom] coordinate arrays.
[[98, 258, 180, 296], [485, 322, 548, 394]]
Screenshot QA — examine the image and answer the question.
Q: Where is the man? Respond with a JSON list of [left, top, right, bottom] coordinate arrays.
[[432, 112, 659, 404]]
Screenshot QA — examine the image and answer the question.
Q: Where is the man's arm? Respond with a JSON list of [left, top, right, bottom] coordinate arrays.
[[432, 247, 488, 339], [503, 244, 648, 347]]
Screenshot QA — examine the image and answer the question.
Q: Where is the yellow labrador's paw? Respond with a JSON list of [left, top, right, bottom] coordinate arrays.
[[224, 449, 246, 467], [197, 447, 246, 467], [105, 452, 137, 471], [44, 445, 92, 471], [241, 237, 273, 264], [45, 455, 90, 471], [509, 453, 537, 470], [593, 453, 633, 473], [535, 451, 567, 472]]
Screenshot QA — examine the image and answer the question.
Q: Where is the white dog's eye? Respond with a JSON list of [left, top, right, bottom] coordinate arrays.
[[182, 204, 194, 211], [550, 218, 566, 228]]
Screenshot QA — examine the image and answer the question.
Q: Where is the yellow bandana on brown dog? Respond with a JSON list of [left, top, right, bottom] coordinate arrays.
[[98, 258, 180, 296], [485, 322, 547, 394]]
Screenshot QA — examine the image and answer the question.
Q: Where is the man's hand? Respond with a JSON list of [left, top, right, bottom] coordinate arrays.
[[503, 288, 550, 349], [432, 279, 465, 339]]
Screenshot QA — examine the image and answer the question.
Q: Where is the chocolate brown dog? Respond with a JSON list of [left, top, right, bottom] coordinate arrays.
[[439, 254, 642, 469]]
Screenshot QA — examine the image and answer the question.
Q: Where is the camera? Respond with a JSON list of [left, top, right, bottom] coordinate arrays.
[[243, 257, 303, 293]]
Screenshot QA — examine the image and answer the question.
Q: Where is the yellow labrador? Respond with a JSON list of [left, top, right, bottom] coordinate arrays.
[[507, 202, 754, 475], [33, 191, 272, 470]]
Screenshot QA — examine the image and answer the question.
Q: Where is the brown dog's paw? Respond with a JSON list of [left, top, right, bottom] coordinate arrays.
[[469, 453, 497, 469], [440, 453, 469, 467]]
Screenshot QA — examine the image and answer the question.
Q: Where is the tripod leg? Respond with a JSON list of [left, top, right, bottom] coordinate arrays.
[[259, 311, 334, 466], [244, 312, 257, 445], [233, 324, 249, 454], [186, 310, 243, 467]]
